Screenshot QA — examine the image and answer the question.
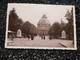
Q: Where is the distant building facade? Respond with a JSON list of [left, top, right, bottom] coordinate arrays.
[[37, 14, 51, 35]]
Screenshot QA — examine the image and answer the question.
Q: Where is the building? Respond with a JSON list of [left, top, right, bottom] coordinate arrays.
[[37, 14, 51, 35]]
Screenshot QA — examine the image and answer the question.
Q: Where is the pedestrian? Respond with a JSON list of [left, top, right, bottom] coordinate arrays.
[[44, 35, 45, 40], [31, 34, 34, 40], [43, 33, 45, 40], [49, 35, 52, 40], [27, 35, 30, 39], [11, 34, 15, 41], [41, 34, 43, 39]]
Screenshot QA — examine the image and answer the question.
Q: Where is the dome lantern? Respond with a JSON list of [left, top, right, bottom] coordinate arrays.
[[42, 14, 47, 18]]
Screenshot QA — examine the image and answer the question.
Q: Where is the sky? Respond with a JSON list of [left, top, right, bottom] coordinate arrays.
[[7, 3, 74, 27]]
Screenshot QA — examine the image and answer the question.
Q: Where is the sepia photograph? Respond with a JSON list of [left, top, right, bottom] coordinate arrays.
[[5, 3, 77, 50]]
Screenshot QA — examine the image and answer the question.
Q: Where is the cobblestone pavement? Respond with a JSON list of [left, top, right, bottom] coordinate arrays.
[[6, 36, 74, 48]]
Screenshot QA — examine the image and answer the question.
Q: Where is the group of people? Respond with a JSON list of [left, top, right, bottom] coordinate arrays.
[[40, 33, 45, 40], [26, 34, 34, 40]]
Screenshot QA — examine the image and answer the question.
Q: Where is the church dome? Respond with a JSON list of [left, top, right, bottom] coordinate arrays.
[[37, 14, 51, 30]]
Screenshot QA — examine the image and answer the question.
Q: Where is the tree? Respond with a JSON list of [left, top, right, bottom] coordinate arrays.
[[8, 8, 23, 32], [48, 22, 62, 38], [60, 19, 66, 30], [30, 24, 38, 35], [17, 18, 23, 29], [21, 21, 31, 36], [21, 21, 38, 37], [65, 8, 74, 40]]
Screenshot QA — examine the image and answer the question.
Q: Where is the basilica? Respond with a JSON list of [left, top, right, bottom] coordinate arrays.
[[37, 14, 51, 35]]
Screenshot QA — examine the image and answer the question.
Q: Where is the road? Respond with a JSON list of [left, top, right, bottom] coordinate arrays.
[[6, 36, 74, 48]]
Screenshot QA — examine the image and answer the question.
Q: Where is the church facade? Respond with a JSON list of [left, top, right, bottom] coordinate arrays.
[[37, 14, 51, 35]]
